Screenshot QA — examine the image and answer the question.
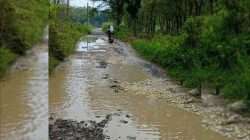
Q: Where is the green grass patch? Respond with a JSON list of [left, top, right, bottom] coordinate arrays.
[[49, 56, 60, 73], [49, 19, 91, 72], [127, 15, 250, 106], [0, 48, 16, 77], [0, 0, 49, 76]]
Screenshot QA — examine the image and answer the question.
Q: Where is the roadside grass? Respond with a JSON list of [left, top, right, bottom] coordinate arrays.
[[0, 48, 16, 77], [114, 15, 250, 107], [49, 56, 60, 73], [0, 0, 49, 76], [49, 20, 91, 72], [132, 36, 250, 107], [102, 23, 132, 42]]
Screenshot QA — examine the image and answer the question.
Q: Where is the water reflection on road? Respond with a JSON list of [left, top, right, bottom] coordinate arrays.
[[0, 36, 48, 140], [50, 33, 231, 140]]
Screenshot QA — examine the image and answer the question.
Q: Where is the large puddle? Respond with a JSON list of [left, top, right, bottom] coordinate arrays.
[[0, 38, 48, 139], [50, 35, 231, 140], [76, 36, 107, 53]]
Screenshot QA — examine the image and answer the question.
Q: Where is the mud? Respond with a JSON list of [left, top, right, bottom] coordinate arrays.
[[49, 29, 249, 140], [49, 115, 111, 140], [0, 28, 48, 140], [114, 39, 250, 140]]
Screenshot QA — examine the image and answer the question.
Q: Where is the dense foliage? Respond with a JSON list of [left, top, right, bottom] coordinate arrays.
[[0, 0, 49, 76], [0, 48, 16, 77], [70, 7, 108, 27], [49, 4, 91, 72], [101, 0, 250, 106]]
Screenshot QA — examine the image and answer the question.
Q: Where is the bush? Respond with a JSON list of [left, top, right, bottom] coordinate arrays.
[[130, 13, 250, 104], [49, 56, 60, 73], [0, 0, 49, 76], [102, 22, 113, 32], [49, 5, 93, 72], [114, 25, 132, 41], [0, 48, 16, 76], [222, 56, 250, 102], [0, 0, 49, 54], [49, 18, 91, 72], [182, 17, 203, 48], [132, 35, 186, 78]]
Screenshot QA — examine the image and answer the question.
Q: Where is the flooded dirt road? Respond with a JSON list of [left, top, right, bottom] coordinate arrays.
[[50, 29, 231, 140], [0, 32, 48, 140]]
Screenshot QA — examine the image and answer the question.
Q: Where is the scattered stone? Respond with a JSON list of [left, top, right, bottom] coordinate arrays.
[[49, 116, 54, 121], [126, 114, 131, 118], [98, 114, 112, 128], [110, 85, 119, 88], [102, 74, 109, 79], [112, 80, 119, 84], [202, 119, 210, 125], [188, 89, 201, 97], [15, 63, 29, 71], [222, 115, 242, 125], [120, 120, 128, 124], [228, 100, 248, 113], [184, 105, 192, 108], [237, 133, 249, 139], [110, 83, 124, 93], [49, 115, 112, 140], [96, 61, 108, 68], [113, 46, 124, 55], [223, 127, 234, 132], [113, 112, 121, 116], [168, 87, 176, 93], [193, 109, 199, 112], [183, 98, 195, 104], [127, 136, 136, 140]]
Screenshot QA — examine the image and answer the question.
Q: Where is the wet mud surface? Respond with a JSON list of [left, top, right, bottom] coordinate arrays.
[[49, 114, 111, 140], [0, 30, 48, 140], [50, 29, 249, 140]]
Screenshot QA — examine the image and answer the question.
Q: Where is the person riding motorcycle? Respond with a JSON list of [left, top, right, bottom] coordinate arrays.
[[107, 25, 114, 43]]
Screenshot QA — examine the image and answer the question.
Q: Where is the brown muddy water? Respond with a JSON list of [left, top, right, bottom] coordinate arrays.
[[0, 35, 48, 140], [50, 32, 231, 140]]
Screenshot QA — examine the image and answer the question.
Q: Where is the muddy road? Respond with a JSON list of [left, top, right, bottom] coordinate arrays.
[[0, 31, 48, 139], [49, 29, 235, 140]]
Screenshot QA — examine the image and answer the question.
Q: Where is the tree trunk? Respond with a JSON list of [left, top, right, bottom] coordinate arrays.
[[209, 0, 214, 14], [66, 0, 70, 17], [215, 86, 220, 95], [198, 82, 202, 98]]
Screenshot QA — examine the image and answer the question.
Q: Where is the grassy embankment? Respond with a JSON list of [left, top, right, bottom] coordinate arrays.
[[49, 6, 91, 72], [0, 0, 49, 77], [108, 10, 250, 107]]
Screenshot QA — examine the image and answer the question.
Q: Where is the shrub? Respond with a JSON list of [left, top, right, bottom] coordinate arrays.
[[222, 56, 250, 104], [49, 18, 91, 72], [0, 0, 49, 54], [0, 0, 49, 76], [114, 25, 131, 41], [102, 22, 113, 32], [0, 47, 16, 76], [130, 12, 250, 104]]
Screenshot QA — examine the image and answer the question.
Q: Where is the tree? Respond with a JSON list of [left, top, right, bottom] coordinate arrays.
[[125, 0, 141, 36], [93, 0, 126, 29]]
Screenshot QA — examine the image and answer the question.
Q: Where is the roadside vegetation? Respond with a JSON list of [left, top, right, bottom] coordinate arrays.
[[70, 6, 108, 27], [100, 0, 250, 108], [0, 0, 49, 77], [49, 2, 92, 72]]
